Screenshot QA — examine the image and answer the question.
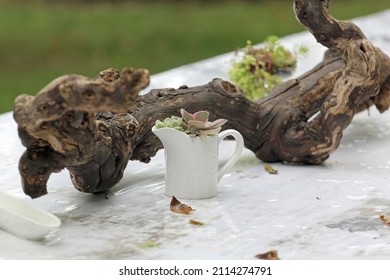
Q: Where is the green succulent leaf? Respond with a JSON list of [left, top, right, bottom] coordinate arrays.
[[155, 119, 165, 128]]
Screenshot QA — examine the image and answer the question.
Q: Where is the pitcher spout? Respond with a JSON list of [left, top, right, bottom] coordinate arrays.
[[152, 126, 190, 147]]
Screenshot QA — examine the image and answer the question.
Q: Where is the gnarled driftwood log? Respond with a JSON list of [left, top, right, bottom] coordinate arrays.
[[13, 0, 390, 198]]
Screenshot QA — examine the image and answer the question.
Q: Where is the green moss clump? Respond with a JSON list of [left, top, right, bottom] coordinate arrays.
[[229, 36, 308, 101]]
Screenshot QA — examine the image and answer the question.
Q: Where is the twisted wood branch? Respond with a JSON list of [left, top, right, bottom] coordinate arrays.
[[13, 0, 390, 198]]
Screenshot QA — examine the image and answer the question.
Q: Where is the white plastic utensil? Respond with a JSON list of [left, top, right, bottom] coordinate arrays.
[[0, 191, 61, 240]]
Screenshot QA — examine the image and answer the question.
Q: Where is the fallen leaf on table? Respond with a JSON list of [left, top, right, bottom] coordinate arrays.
[[379, 214, 390, 226], [189, 219, 205, 226], [264, 164, 278, 174], [170, 196, 194, 214], [255, 250, 279, 260], [137, 241, 160, 249]]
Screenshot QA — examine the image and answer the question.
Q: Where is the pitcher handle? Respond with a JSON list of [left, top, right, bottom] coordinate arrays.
[[217, 129, 244, 182]]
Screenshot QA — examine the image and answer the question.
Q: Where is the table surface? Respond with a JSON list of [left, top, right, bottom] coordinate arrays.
[[1, 10, 390, 260]]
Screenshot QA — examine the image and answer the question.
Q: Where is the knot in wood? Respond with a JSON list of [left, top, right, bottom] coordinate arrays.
[[99, 68, 121, 82], [221, 80, 237, 93]]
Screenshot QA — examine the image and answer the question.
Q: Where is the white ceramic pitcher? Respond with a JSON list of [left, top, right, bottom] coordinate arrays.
[[152, 126, 244, 199]]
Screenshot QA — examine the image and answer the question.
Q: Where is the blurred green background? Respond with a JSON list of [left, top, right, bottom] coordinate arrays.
[[0, 0, 389, 113]]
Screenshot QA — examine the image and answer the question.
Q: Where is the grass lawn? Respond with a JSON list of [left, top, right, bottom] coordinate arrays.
[[0, 0, 389, 113]]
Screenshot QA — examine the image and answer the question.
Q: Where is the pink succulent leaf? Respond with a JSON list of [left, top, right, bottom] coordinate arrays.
[[200, 119, 227, 129], [205, 127, 222, 135], [180, 108, 195, 122], [193, 111, 209, 122], [187, 120, 206, 128]]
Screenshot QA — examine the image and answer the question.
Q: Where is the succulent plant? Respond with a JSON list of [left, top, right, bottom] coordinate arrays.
[[229, 36, 308, 100], [155, 116, 185, 132], [180, 108, 227, 137], [154, 108, 227, 137]]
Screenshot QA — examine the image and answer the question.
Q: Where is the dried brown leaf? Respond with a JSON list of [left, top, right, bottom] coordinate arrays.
[[379, 214, 390, 226], [189, 219, 205, 226], [170, 196, 194, 214], [264, 164, 278, 174], [255, 250, 279, 260]]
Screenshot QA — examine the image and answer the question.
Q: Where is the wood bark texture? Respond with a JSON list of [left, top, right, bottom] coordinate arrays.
[[13, 0, 390, 198]]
